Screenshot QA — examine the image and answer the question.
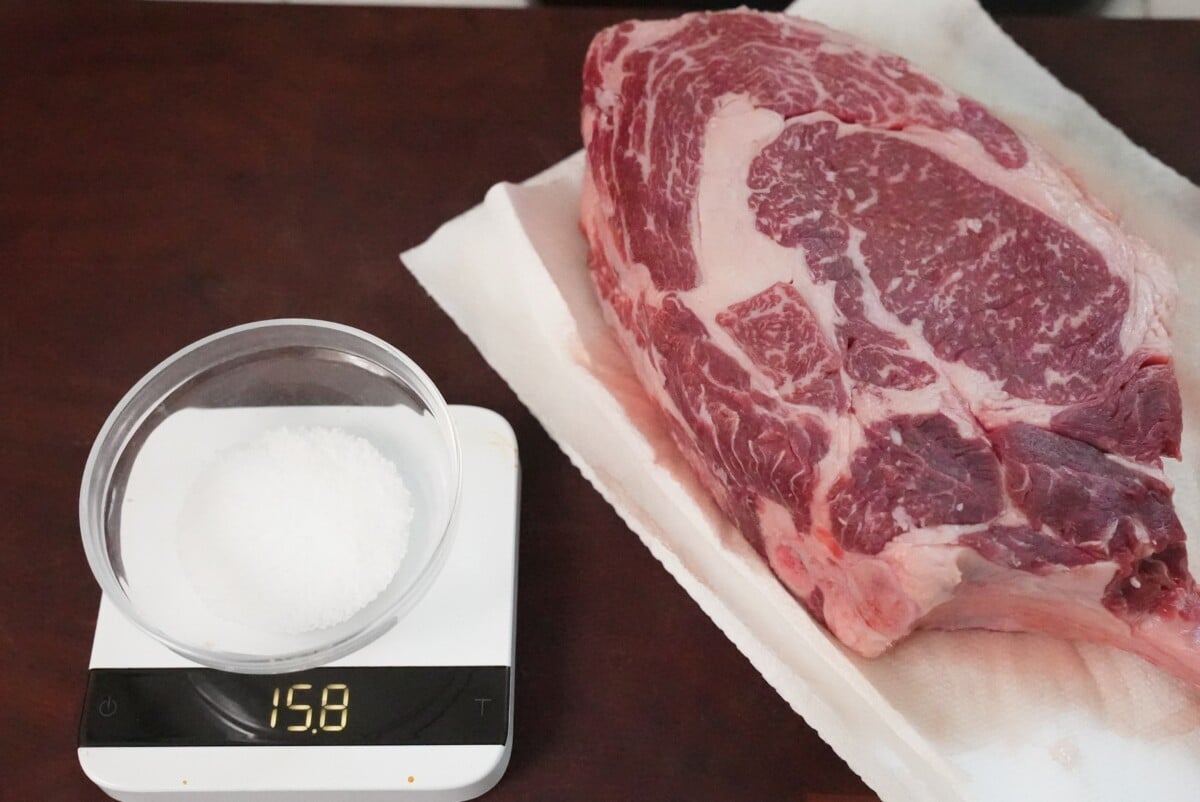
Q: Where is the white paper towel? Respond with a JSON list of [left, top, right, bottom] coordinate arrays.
[[402, 2, 1200, 799]]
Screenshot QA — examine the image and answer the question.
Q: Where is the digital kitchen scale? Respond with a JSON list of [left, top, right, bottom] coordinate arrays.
[[78, 405, 520, 801]]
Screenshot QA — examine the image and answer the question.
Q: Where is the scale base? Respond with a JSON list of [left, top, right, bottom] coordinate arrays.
[[78, 406, 519, 801]]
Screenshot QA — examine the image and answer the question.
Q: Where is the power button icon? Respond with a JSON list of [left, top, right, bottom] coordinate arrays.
[[98, 695, 118, 718]]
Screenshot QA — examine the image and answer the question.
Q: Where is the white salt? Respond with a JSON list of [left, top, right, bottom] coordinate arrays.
[[176, 425, 413, 634]]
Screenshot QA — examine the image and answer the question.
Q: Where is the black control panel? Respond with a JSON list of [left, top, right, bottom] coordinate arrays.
[[80, 666, 509, 747]]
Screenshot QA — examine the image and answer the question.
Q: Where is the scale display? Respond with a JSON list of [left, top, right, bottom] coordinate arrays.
[[80, 666, 510, 747]]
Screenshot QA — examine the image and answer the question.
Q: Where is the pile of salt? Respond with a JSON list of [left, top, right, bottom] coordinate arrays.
[[177, 425, 413, 634]]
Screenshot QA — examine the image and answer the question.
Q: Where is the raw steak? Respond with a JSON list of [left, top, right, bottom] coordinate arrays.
[[580, 9, 1200, 684]]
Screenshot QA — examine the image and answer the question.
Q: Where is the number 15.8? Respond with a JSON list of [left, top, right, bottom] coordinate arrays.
[[270, 683, 349, 732]]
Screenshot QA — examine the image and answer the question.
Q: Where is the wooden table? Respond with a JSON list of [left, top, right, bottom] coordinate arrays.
[[1, 3, 1196, 799]]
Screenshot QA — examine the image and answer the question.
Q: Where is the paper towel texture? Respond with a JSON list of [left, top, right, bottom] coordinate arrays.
[[403, 2, 1200, 799]]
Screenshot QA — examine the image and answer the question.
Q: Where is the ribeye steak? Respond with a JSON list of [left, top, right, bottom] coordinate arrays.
[[580, 10, 1200, 683]]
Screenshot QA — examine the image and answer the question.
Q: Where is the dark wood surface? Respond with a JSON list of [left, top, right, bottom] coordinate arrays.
[[1, 3, 1196, 799]]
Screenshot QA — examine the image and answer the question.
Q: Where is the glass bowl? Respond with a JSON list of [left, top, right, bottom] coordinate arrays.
[[79, 319, 461, 673]]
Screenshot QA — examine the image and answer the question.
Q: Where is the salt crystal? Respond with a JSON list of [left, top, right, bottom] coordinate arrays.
[[177, 425, 413, 634]]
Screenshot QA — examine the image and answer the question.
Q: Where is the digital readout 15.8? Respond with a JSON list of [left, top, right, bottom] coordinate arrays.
[[270, 683, 349, 732]]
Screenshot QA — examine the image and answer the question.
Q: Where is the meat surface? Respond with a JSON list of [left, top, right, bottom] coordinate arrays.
[[580, 9, 1200, 684]]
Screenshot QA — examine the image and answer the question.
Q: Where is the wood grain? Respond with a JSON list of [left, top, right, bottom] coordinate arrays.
[[0, 3, 1195, 799]]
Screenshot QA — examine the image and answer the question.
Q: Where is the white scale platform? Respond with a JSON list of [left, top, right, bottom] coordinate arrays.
[[78, 406, 520, 801]]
